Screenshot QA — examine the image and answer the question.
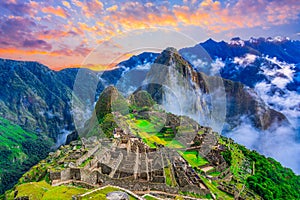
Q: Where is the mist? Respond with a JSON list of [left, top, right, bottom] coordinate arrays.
[[226, 118, 300, 174]]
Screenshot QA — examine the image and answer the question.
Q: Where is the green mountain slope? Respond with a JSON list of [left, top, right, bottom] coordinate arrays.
[[0, 117, 53, 194]]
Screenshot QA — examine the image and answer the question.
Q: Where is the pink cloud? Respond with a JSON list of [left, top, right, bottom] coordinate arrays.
[[41, 6, 68, 19]]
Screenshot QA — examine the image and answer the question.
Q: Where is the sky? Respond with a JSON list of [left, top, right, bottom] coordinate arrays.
[[0, 0, 300, 70]]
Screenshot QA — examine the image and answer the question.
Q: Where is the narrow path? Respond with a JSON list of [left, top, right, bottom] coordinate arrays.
[[134, 190, 207, 200]]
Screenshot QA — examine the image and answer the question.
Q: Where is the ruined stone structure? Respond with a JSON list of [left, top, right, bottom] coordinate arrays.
[[49, 133, 213, 196], [49, 112, 232, 198]]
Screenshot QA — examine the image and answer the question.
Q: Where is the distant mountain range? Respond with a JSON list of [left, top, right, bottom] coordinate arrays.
[[180, 37, 300, 130], [2, 37, 296, 139]]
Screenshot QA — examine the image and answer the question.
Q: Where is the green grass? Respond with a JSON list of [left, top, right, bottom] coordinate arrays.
[[128, 117, 185, 149], [81, 186, 137, 200], [9, 181, 87, 200], [229, 144, 245, 177], [13, 181, 51, 200], [42, 185, 87, 200], [208, 171, 221, 177], [0, 117, 53, 194], [165, 140, 185, 148], [178, 150, 209, 167], [164, 162, 177, 187], [135, 119, 158, 133]]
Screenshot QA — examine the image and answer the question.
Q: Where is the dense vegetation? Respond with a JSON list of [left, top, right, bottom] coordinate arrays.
[[222, 138, 300, 200], [0, 117, 53, 194], [242, 147, 300, 199]]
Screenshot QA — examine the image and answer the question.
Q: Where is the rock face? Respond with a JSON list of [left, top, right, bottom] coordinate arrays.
[[65, 131, 79, 145], [142, 47, 288, 130]]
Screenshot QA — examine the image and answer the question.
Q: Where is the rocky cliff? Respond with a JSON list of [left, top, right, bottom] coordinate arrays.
[[142, 47, 288, 131]]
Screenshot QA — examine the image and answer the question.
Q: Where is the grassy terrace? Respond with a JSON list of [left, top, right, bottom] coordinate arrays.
[[135, 119, 158, 133], [5, 181, 88, 200], [126, 117, 185, 149], [177, 150, 208, 168]]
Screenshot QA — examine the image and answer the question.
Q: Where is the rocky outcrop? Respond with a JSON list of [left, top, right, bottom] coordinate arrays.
[[65, 131, 79, 145]]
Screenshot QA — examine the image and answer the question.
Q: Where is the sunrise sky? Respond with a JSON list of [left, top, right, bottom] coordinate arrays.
[[0, 0, 300, 70]]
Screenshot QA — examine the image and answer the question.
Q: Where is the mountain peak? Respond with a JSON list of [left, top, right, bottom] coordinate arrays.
[[202, 38, 217, 45], [229, 37, 245, 46], [165, 47, 178, 53], [95, 86, 128, 122], [154, 47, 186, 65]]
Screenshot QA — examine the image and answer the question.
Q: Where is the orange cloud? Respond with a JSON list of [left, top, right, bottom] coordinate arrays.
[[75, 0, 104, 18], [62, 1, 71, 9], [171, 0, 300, 32], [0, 48, 58, 56], [37, 30, 78, 40], [104, 2, 178, 32], [41, 6, 68, 18], [78, 22, 98, 32], [106, 5, 118, 12]]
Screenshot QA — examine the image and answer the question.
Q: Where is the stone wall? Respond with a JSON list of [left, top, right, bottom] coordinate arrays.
[[76, 145, 100, 166], [49, 172, 61, 180], [61, 169, 70, 181], [181, 184, 209, 195]]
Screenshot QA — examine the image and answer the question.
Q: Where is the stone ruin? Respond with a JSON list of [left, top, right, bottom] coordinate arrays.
[[49, 131, 213, 196], [49, 112, 232, 198]]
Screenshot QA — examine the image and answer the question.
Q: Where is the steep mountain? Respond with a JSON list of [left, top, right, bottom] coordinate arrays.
[[0, 59, 82, 140], [141, 47, 287, 131], [180, 37, 300, 90], [178, 38, 300, 173], [94, 85, 129, 122]]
